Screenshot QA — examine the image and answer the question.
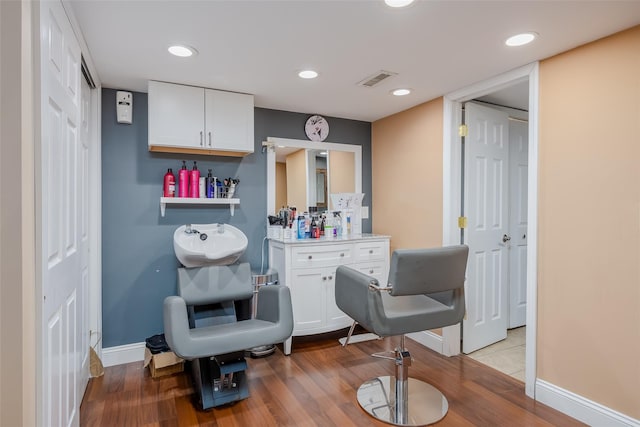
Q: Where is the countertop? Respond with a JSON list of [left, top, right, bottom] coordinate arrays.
[[268, 233, 390, 245]]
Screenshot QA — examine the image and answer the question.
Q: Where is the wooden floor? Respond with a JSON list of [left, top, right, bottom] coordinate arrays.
[[81, 330, 585, 426]]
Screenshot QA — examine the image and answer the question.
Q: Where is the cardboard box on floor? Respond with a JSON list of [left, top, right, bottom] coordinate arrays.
[[143, 347, 184, 378]]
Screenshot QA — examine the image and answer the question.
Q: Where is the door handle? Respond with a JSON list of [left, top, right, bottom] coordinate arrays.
[[502, 234, 511, 243]]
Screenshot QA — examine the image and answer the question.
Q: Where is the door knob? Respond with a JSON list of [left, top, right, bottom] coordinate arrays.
[[502, 234, 511, 243]]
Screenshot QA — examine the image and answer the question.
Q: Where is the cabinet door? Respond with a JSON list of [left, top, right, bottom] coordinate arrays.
[[325, 267, 351, 328], [290, 268, 325, 332], [148, 81, 205, 148], [205, 89, 254, 153]]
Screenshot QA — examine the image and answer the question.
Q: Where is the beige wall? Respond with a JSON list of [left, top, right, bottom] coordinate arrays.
[[371, 26, 640, 418], [275, 162, 287, 210], [371, 98, 444, 253], [538, 26, 640, 418], [286, 149, 307, 211]]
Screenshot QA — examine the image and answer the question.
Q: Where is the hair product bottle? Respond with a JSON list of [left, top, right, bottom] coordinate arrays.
[[206, 169, 214, 198], [189, 161, 200, 198], [178, 161, 189, 198], [163, 168, 175, 197]]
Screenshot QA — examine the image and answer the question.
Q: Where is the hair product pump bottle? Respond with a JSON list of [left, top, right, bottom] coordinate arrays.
[[163, 168, 175, 197], [189, 161, 200, 198], [206, 169, 214, 198], [178, 161, 189, 198]]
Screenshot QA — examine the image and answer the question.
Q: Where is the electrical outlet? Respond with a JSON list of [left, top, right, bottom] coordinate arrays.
[[361, 206, 369, 219]]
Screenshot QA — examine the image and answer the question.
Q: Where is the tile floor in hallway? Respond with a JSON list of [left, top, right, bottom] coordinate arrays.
[[466, 326, 526, 381]]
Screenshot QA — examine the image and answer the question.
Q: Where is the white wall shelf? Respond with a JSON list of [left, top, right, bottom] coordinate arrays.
[[160, 197, 240, 217]]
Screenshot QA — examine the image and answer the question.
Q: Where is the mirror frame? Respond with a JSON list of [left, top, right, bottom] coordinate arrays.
[[264, 137, 362, 215]]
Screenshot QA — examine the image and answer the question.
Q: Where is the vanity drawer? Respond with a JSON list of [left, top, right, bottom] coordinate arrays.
[[354, 241, 387, 263], [291, 244, 353, 269], [354, 262, 387, 282]]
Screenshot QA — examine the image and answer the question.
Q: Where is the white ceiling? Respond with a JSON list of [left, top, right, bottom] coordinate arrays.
[[69, 1, 640, 122]]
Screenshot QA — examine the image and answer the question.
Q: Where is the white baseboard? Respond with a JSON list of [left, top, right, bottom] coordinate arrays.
[[536, 379, 640, 427], [101, 342, 146, 367], [406, 331, 443, 354]]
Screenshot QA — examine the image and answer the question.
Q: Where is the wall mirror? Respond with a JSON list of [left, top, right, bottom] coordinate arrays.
[[264, 137, 362, 215]]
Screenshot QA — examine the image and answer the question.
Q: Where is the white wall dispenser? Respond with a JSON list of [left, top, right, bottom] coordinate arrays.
[[116, 91, 133, 124]]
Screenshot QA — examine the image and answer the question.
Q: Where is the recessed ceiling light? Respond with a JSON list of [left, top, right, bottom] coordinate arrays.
[[391, 88, 411, 96], [298, 70, 318, 79], [385, 0, 414, 7], [168, 45, 197, 57], [505, 32, 537, 47]]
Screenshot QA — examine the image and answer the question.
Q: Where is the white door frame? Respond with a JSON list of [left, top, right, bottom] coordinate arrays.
[[442, 62, 539, 398]]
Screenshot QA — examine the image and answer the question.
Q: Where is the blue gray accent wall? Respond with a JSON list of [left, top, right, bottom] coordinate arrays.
[[101, 88, 372, 347]]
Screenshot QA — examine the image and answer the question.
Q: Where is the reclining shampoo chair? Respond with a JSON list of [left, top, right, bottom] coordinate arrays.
[[335, 245, 469, 426], [163, 262, 293, 410]]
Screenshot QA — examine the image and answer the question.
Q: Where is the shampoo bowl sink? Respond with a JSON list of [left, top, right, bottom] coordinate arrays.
[[173, 223, 248, 268]]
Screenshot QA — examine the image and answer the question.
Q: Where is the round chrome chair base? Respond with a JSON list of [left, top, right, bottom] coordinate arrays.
[[356, 376, 448, 426], [248, 344, 276, 357]]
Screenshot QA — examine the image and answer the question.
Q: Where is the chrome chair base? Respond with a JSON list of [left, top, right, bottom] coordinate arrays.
[[356, 376, 448, 426]]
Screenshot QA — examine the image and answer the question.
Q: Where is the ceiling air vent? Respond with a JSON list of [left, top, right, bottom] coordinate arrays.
[[357, 70, 397, 87]]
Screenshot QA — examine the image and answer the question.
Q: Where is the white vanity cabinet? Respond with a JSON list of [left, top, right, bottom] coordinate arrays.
[[148, 80, 254, 156], [269, 235, 390, 355]]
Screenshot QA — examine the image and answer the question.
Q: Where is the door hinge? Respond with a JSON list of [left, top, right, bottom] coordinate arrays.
[[458, 216, 467, 229], [458, 124, 468, 137]]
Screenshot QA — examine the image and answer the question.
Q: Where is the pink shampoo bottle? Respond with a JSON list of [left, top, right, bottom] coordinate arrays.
[[178, 161, 189, 198], [189, 161, 200, 198]]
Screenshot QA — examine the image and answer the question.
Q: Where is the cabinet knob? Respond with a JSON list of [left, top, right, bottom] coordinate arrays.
[[369, 249, 373, 254], [308, 255, 313, 260], [369, 270, 374, 274], [340, 253, 344, 257], [322, 276, 326, 281], [328, 275, 333, 280]]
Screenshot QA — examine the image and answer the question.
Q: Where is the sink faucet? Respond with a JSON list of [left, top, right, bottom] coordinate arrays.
[[185, 224, 200, 234]]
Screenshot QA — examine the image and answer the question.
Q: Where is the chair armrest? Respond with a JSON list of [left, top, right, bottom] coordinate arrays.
[[335, 265, 381, 329], [255, 286, 294, 333], [163, 296, 191, 359]]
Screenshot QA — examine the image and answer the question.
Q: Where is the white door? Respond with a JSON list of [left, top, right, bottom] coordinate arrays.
[[462, 102, 510, 354], [508, 120, 528, 328], [40, 3, 86, 425]]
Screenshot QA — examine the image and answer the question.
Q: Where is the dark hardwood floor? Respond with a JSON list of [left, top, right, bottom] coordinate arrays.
[[81, 330, 585, 426]]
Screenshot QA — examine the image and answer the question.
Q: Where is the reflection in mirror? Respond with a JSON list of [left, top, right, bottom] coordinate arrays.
[[275, 149, 356, 212], [266, 137, 361, 215]]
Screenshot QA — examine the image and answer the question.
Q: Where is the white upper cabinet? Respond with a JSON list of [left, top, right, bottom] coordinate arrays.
[[148, 81, 254, 156], [205, 88, 254, 153]]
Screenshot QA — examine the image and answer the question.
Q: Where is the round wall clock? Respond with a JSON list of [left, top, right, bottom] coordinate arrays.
[[305, 115, 329, 142]]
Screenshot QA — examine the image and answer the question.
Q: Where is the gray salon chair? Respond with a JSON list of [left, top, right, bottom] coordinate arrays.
[[335, 245, 468, 426], [163, 262, 293, 410]]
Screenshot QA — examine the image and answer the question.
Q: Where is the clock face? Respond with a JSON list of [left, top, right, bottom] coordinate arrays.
[[305, 115, 329, 142]]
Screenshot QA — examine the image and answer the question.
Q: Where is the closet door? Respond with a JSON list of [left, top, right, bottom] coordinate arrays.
[[40, 3, 84, 425]]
